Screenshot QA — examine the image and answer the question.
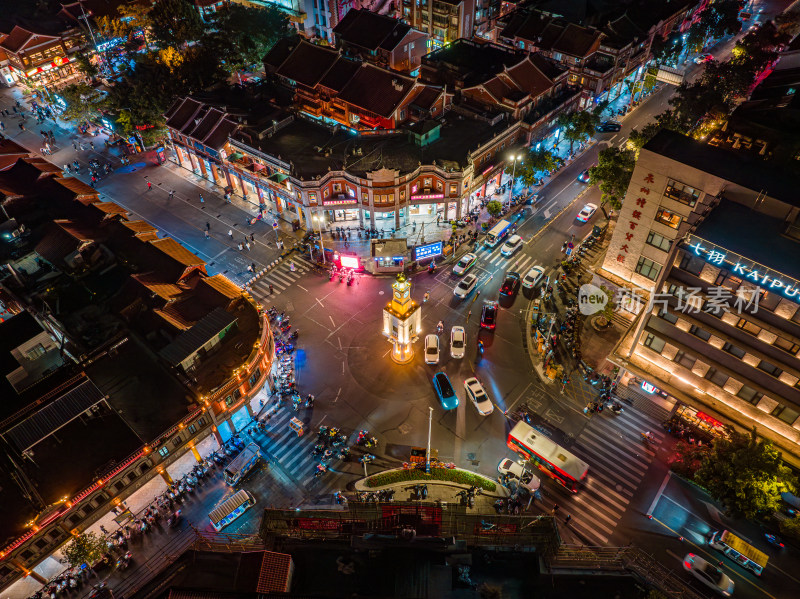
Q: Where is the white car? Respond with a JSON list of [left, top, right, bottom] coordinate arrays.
[[424, 334, 439, 364], [464, 377, 492, 415], [683, 553, 735, 596], [500, 235, 523, 257], [453, 253, 477, 275], [450, 326, 466, 359], [453, 273, 478, 299], [576, 203, 597, 223], [497, 457, 541, 491], [522, 265, 545, 289]]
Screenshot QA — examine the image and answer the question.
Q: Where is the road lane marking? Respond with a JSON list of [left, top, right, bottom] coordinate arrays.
[[329, 315, 336, 327], [647, 471, 671, 516], [297, 284, 308, 292], [316, 297, 324, 308]]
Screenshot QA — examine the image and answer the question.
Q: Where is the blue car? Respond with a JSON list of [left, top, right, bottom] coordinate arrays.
[[432, 372, 459, 410]]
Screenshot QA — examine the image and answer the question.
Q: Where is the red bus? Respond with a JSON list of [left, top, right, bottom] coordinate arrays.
[[507, 422, 589, 492]]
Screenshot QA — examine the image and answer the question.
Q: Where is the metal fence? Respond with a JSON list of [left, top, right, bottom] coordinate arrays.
[[547, 545, 712, 599]]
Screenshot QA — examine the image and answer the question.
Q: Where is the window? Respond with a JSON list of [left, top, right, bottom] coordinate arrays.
[[188, 423, 197, 434], [678, 252, 704, 275], [689, 325, 711, 341], [721, 274, 742, 292], [736, 318, 761, 336], [635, 256, 662, 281], [423, 178, 431, 187], [114, 481, 124, 491], [172, 435, 183, 448], [158, 446, 169, 457], [758, 290, 781, 311], [35, 538, 48, 550], [773, 336, 800, 355], [450, 183, 457, 194], [643, 333, 666, 353], [772, 405, 800, 425], [655, 208, 682, 229], [664, 179, 700, 207], [674, 351, 696, 369], [737, 385, 762, 404], [197, 417, 206, 427], [646, 230, 671, 252], [332, 183, 342, 192], [722, 342, 746, 359], [705, 367, 729, 387], [436, 180, 443, 191], [659, 309, 678, 324], [225, 395, 234, 406], [25, 343, 47, 360], [757, 360, 782, 377]]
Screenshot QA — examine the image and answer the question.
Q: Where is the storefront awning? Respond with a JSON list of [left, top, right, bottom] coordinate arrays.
[[268, 173, 289, 183], [229, 152, 244, 160]]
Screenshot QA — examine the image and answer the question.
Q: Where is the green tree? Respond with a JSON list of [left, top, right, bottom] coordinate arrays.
[[514, 148, 560, 186], [598, 285, 616, 320], [555, 111, 584, 155], [628, 110, 689, 152], [694, 427, 797, 519], [205, 5, 290, 73], [57, 83, 106, 123], [74, 53, 98, 79], [60, 532, 106, 569], [485, 200, 503, 218], [656, 32, 684, 65], [149, 0, 204, 47], [588, 146, 635, 212]]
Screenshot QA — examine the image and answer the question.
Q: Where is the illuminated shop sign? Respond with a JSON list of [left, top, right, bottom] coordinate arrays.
[[322, 199, 358, 206], [410, 193, 444, 201], [413, 241, 443, 261], [686, 235, 800, 303]]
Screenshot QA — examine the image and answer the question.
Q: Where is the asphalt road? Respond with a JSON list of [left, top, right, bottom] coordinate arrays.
[[5, 2, 799, 594]]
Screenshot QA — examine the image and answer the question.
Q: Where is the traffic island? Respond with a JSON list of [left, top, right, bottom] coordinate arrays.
[[354, 465, 510, 504]]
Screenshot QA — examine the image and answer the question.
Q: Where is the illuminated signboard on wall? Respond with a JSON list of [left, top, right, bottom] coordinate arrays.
[[410, 193, 444, 201], [685, 235, 800, 304], [413, 241, 443, 261], [322, 199, 358, 206]]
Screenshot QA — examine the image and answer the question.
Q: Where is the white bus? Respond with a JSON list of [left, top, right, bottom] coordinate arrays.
[[485, 220, 513, 248], [507, 421, 589, 492], [209, 490, 256, 531], [223, 443, 261, 486]]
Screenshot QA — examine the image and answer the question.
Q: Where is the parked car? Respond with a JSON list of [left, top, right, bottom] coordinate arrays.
[[464, 377, 492, 415], [577, 169, 591, 183], [497, 458, 541, 491], [500, 234, 523, 257], [499, 272, 521, 297], [682, 553, 734, 596], [576, 203, 597, 222], [480, 300, 498, 329], [596, 121, 621, 132], [454, 273, 478, 299], [522, 265, 545, 289], [450, 326, 466, 359], [424, 334, 439, 364], [453, 252, 477, 275], [525, 192, 543, 205], [432, 372, 458, 410]]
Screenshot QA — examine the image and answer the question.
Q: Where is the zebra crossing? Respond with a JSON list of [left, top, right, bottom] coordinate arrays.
[[483, 250, 543, 274], [543, 407, 666, 546], [247, 407, 349, 496], [248, 256, 316, 299]]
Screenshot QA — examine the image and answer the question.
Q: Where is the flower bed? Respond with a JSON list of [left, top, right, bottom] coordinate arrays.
[[364, 467, 496, 492]]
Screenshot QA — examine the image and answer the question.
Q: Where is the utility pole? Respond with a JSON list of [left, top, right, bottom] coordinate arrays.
[[425, 407, 433, 474]]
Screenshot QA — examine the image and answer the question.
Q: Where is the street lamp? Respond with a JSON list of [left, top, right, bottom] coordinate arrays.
[[313, 215, 326, 264], [425, 406, 433, 474], [508, 154, 522, 203]]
